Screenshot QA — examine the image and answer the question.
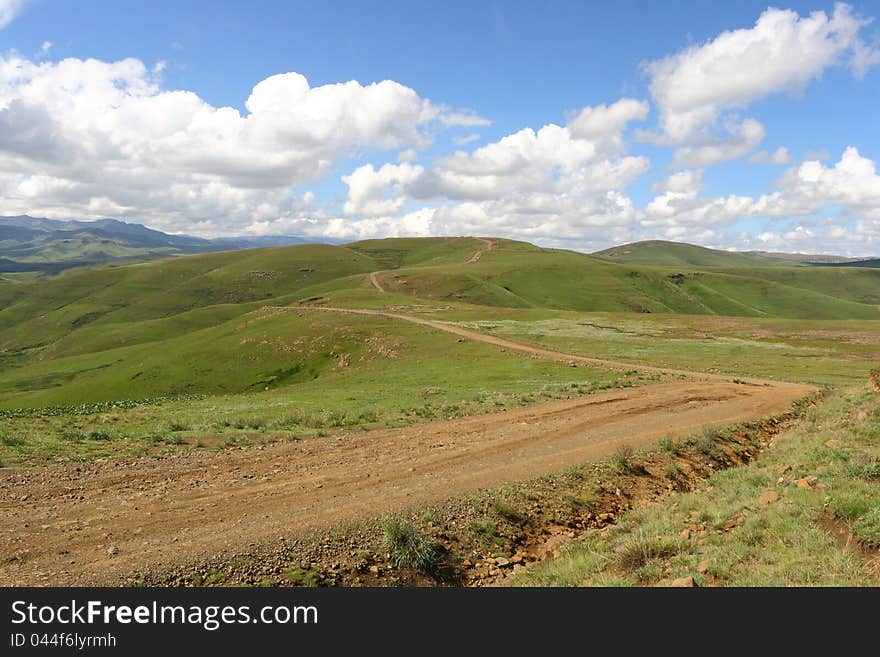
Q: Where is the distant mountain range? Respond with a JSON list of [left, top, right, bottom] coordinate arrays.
[[0, 215, 315, 271]]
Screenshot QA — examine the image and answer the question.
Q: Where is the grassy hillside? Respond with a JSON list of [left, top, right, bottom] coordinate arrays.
[[592, 240, 790, 268], [360, 246, 879, 319], [1, 235, 877, 413]]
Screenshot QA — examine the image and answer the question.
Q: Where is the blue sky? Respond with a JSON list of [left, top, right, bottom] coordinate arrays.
[[1, 0, 879, 254]]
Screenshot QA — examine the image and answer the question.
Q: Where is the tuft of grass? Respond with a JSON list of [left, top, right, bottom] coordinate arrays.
[[381, 516, 441, 575], [611, 444, 637, 474], [658, 437, 680, 455], [168, 421, 189, 432], [87, 430, 111, 441], [616, 530, 681, 571]]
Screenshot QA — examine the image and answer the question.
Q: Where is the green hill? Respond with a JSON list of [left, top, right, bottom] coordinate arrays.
[[592, 240, 790, 268], [1, 236, 878, 410]]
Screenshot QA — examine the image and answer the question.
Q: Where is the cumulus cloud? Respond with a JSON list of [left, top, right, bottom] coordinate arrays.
[[0, 52, 480, 233], [342, 162, 424, 217], [754, 147, 880, 218], [644, 4, 879, 144], [0, 0, 24, 30], [335, 98, 651, 249], [672, 118, 765, 167]]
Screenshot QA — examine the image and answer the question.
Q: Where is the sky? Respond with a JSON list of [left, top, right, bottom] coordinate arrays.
[[1, 1, 879, 254]]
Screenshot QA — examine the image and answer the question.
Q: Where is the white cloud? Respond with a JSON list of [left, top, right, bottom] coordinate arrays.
[[0, 53, 478, 233], [672, 118, 765, 167], [335, 98, 651, 248], [0, 0, 24, 30], [568, 98, 649, 141], [754, 147, 880, 218], [342, 162, 424, 216], [749, 146, 792, 165], [644, 4, 878, 144], [438, 110, 492, 127]]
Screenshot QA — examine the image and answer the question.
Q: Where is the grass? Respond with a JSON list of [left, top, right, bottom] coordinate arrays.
[[512, 387, 880, 587], [381, 516, 442, 575]]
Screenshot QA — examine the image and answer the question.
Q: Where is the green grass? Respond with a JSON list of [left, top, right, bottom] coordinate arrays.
[[381, 515, 442, 575], [0, 308, 639, 465], [512, 387, 880, 587], [1, 235, 878, 467], [446, 311, 880, 387]]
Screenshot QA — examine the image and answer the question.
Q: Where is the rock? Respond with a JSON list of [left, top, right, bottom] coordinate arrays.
[[671, 576, 696, 587], [697, 559, 712, 574], [461, 559, 472, 568], [509, 554, 523, 564], [422, 387, 442, 396], [796, 478, 814, 490], [776, 464, 792, 474], [679, 529, 691, 539], [824, 439, 841, 448], [107, 545, 119, 556], [757, 490, 779, 505], [368, 565, 380, 575], [567, 361, 578, 368], [857, 410, 868, 421], [495, 557, 510, 568]]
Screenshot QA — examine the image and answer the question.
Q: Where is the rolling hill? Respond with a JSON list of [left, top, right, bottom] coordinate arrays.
[[0, 236, 878, 409]]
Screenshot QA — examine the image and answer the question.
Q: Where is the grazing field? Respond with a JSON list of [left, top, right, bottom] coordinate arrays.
[[0, 236, 877, 587]]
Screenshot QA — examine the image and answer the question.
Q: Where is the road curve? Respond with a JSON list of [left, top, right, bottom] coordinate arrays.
[[0, 379, 810, 585], [0, 303, 815, 585]]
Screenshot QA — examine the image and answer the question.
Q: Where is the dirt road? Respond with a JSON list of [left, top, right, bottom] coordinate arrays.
[[0, 377, 811, 586], [466, 238, 498, 263], [368, 271, 386, 292], [0, 303, 814, 585], [294, 306, 796, 386]]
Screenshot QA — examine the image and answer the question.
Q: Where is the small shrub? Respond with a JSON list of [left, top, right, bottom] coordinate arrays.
[[695, 428, 720, 457], [60, 431, 85, 443], [381, 516, 441, 575], [87, 430, 112, 441], [611, 444, 636, 474], [168, 421, 189, 432], [658, 438, 679, 455], [164, 434, 184, 446]]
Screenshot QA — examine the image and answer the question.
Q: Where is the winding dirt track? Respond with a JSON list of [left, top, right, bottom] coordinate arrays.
[[0, 308, 813, 586]]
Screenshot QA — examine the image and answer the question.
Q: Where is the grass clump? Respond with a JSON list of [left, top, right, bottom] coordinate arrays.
[[381, 515, 441, 575], [611, 444, 637, 474]]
